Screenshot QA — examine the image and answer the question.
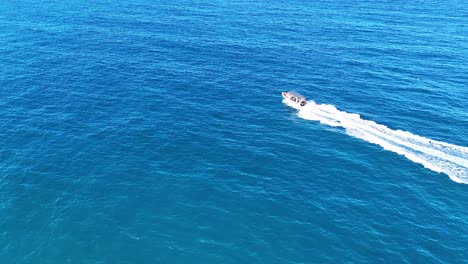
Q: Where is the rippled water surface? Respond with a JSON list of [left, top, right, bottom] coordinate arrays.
[[1, 0, 467, 263]]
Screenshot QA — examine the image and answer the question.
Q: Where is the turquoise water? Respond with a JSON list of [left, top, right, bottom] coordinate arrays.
[[1, 0, 467, 263]]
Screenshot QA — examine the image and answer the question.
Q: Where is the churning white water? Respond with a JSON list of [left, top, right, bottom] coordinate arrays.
[[285, 99, 468, 184]]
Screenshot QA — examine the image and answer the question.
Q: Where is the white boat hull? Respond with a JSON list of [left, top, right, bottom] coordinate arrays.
[[282, 91, 307, 108]]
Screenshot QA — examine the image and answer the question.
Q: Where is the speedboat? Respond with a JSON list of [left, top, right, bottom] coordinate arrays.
[[282, 91, 307, 106]]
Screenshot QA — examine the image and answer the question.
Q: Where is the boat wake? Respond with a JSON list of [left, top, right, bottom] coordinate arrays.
[[285, 99, 468, 184]]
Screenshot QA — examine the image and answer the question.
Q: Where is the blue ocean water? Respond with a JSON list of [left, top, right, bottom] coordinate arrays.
[[1, 0, 467, 263]]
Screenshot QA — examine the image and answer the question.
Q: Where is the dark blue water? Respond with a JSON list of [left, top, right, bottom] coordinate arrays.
[[1, 1, 467, 263]]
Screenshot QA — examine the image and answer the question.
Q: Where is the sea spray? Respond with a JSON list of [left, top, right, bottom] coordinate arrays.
[[286, 99, 468, 184]]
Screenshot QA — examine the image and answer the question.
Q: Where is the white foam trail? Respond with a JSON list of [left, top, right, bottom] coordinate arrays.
[[285, 99, 468, 184]]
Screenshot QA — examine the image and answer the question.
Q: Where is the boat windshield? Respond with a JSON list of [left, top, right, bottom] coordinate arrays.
[[287, 91, 305, 100]]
